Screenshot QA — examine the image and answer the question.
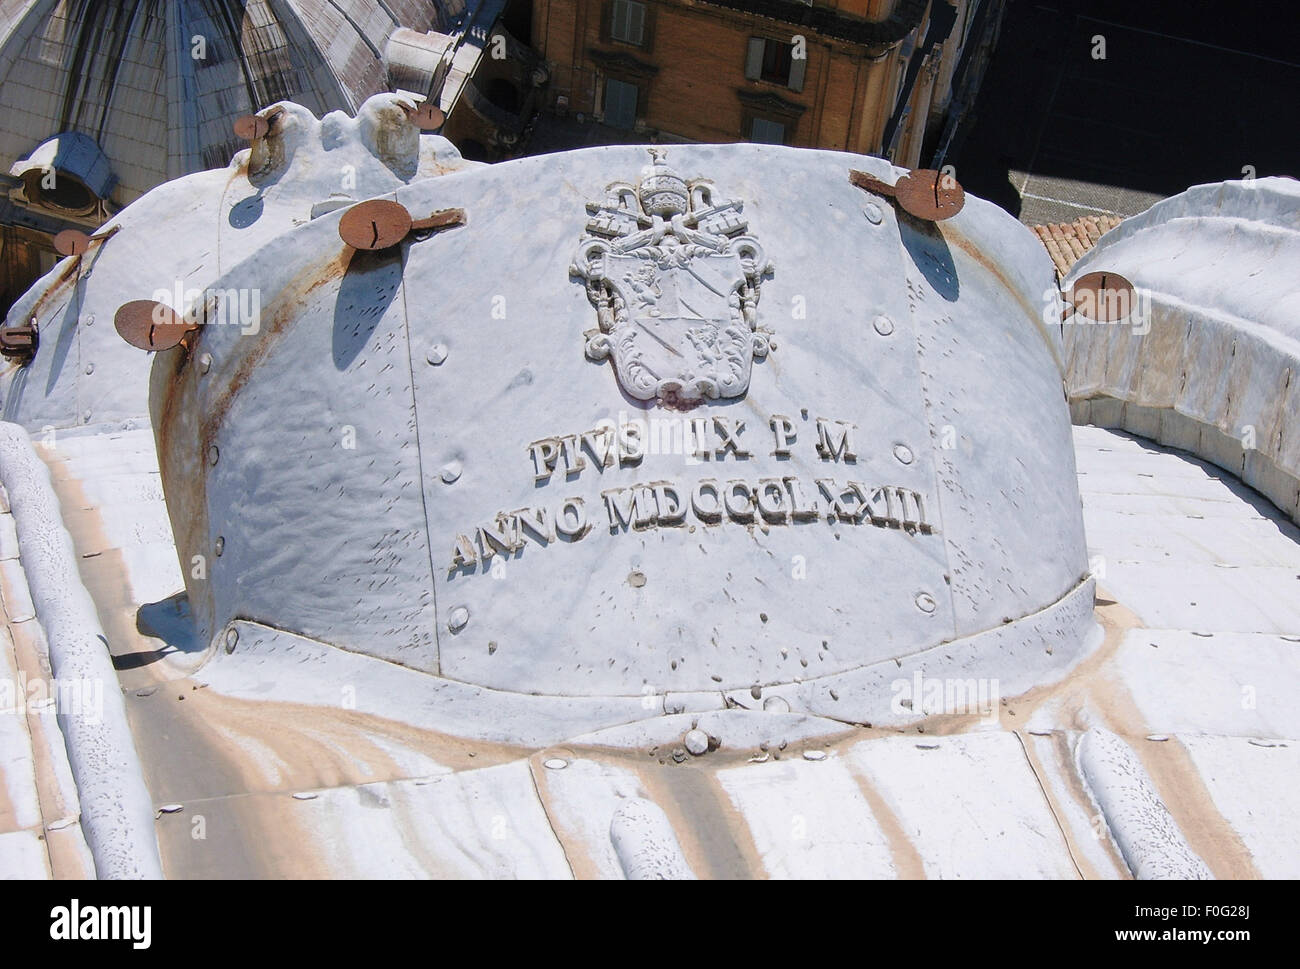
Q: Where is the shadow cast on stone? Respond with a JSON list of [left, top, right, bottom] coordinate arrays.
[[228, 193, 265, 229], [131, 591, 204, 666], [898, 211, 959, 302], [332, 246, 405, 370]]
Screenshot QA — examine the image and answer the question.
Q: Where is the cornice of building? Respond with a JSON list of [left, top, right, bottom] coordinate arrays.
[[691, 0, 928, 46]]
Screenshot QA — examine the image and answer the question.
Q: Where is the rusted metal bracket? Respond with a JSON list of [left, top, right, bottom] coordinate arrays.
[[849, 167, 965, 221], [411, 208, 466, 233], [0, 319, 38, 363], [338, 199, 466, 250], [848, 169, 896, 198]]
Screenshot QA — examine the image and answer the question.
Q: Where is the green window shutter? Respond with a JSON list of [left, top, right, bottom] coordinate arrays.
[[788, 51, 806, 92], [745, 37, 764, 80], [751, 117, 786, 144], [628, 2, 645, 46]]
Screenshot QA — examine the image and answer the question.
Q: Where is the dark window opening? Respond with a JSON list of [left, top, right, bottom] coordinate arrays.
[[459, 139, 492, 162], [29, 172, 96, 212], [484, 78, 522, 115], [761, 40, 793, 85]]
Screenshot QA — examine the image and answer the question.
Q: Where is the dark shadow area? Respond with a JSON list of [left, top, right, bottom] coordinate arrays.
[[484, 78, 522, 115], [332, 246, 405, 370], [227, 192, 264, 228], [458, 139, 492, 163], [43, 287, 83, 396], [947, 0, 1300, 222], [898, 212, 959, 301], [124, 591, 202, 669]]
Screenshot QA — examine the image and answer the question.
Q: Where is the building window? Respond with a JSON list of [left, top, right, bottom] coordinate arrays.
[[749, 117, 786, 144], [610, 0, 647, 47], [738, 88, 805, 146], [745, 37, 806, 93], [761, 40, 792, 84], [604, 77, 639, 129]]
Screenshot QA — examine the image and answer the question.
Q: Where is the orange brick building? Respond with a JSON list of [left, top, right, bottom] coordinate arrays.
[[529, 0, 998, 165]]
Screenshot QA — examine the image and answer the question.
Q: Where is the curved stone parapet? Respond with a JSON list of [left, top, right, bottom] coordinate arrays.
[[1063, 177, 1300, 524], [0, 422, 162, 878]]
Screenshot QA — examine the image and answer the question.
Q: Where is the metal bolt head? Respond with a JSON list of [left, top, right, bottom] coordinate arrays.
[[224, 627, 239, 653], [448, 605, 469, 631], [411, 101, 445, 131], [198, 353, 212, 374], [893, 443, 913, 465], [915, 592, 937, 614], [426, 344, 448, 366], [53, 229, 91, 257], [863, 203, 883, 225], [894, 169, 965, 221], [339, 199, 412, 251], [114, 300, 193, 351], [440, 460, 462, 483], [1070, 271, 1136, 323], [873, 314, 894, 336]]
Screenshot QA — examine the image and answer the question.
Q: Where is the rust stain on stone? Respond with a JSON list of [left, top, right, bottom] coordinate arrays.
[[193, 248, 350, 450]]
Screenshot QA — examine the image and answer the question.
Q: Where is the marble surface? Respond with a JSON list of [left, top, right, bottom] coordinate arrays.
[[148, 141, 1093, 721], [1064, 177, 1300, 525]]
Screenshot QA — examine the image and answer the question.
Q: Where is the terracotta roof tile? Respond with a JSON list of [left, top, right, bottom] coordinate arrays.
[[1031, 214, 1124, 278]]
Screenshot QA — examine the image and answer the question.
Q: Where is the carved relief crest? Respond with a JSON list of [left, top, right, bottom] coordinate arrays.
[[571, 149, 773, 406]]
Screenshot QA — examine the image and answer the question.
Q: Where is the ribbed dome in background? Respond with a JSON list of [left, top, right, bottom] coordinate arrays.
[[0, 0, 451, 208]]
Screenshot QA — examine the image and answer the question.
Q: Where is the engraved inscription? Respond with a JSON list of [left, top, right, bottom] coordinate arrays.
[[445, 410, 939, 574]]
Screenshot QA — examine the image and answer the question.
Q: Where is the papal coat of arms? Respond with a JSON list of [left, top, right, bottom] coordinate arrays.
[[571, 149, 773, 406]]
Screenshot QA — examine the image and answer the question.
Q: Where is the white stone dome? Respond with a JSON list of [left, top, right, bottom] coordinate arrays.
[[146, 141, 1096, 735], [0, 0, 451, 207]]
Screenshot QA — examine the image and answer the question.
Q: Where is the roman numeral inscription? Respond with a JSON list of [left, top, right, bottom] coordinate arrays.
[[446, 412, 937, 572]]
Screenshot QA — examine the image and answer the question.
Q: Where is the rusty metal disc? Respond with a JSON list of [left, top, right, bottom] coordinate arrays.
[[1070, 270, 1136, 323], [233, 114, 270, 141], [411, 101, 445, 131], [53, 229, 91, 257], [894, 169, 965, 221], [114, 300, 193, 351], [339, 199, 412, 250]]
